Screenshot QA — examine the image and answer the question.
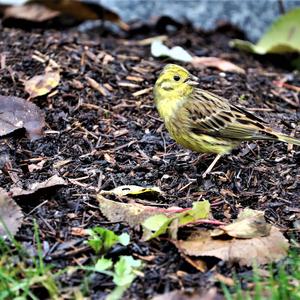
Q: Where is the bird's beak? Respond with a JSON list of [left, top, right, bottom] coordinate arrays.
[[185, 75, 199, 86]]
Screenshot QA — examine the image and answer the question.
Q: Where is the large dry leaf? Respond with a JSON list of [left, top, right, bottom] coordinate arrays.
[[24, 69, 60, 99], [10, 174, 67, 197], [4, 3, 60, 22], [98, 192, 211, 241], [27, 0, 129, 30], [0, 95, 45, 140], [174, 226, 289, 266], [0, 192, 23, 237], [211, 208, 271, 238], [97, 194, 175, 227]]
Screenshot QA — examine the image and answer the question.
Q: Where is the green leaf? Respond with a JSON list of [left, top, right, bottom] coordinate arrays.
[[88, 238, 103, 254], [142, 201, 211, 241], [230, 8, 300, 54], [177, 200, 210, 226], [113, 256, 142, 287], [118, 233, 130, 246], [142, 214, 171, 241], [87, 227, 130, 254], [94, 257, 113, 272]]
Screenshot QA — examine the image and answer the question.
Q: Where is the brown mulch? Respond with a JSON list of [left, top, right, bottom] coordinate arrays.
[[0, 21, 299, 299]]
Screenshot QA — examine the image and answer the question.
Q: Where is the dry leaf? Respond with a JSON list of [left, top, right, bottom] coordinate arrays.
[[191, 56, 245, 74], [98, 192, 211, 242], [174, 226, 289, 267], [97, 194, 170, 227], [10, 174, 67, 198], [0, 95, 45, 140], [4, 3, 60, 22], [100, 185, 162, 197], [28, 0, 129, 30], [211, 209, 271, 238], [0, 192, 23, 237], [24, 69, 60, 99]]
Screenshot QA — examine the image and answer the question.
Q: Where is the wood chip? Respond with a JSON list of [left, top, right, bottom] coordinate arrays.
[[86, 76, 110, 96], [126, 75, 144, 82], [132, 87, 153, 97], [117, 81, 140, 89]]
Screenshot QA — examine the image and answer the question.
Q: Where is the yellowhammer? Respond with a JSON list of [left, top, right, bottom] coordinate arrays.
[[154, 64, 300, 177]]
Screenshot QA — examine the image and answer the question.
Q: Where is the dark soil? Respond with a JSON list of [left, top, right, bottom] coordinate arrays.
[[0, 20, 299, 299]]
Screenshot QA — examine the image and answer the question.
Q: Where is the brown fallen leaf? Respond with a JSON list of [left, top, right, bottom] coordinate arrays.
[[211, 208, 271, 238], [97, 194, 176, 227], [4, 3, 60, 22], [191, 56, 245, 74], [28, 0, 129, 30], [174, 226, 289, 267], [0, 192, 24, 237], [24, 67, 60, 99], [10, 174, 67, 198], [0, 95, 45, 140]]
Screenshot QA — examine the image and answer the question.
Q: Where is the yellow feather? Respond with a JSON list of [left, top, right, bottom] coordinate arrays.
[[154, 64, 300, 156]]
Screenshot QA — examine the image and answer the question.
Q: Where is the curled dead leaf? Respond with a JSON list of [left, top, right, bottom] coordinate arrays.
[[211, 208, 271, 238], [3, 3, 60, 22], [174, 226, 289, 267], [10, 174, 67, 198], [0, 95, 45, 140], [28, 0, 129, 30]]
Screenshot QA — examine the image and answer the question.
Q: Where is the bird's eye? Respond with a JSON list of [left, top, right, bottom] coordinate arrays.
[[173, 75, 180, 81]]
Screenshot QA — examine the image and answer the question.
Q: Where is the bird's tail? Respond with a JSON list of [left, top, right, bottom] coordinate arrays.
[[276, 133, 300, 146]]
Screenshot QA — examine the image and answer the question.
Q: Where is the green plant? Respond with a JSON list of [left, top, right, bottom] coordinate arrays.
[[222, 251, 300, 300], [92, 255, 142, 300], [83, 227, 142, 300], [87, 226, 130, 254], [0, 220, 59, 300]]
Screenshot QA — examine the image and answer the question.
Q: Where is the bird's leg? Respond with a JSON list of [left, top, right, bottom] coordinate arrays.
[[202, 154, 222, 178]]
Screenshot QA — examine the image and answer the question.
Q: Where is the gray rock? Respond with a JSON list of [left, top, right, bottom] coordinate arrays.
[[99, 0, 300, 40]]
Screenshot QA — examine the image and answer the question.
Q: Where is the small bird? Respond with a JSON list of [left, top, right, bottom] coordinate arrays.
[[154, 64, 300, 177]]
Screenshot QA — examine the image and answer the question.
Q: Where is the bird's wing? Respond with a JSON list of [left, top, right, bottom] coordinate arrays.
[[185, 88, 276, 141]]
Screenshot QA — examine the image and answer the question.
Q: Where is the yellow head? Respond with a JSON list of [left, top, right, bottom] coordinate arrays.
[[154, 64, 198, 120]]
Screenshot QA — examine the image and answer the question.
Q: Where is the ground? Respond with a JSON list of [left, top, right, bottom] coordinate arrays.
[[0, 20, 299, 299]]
